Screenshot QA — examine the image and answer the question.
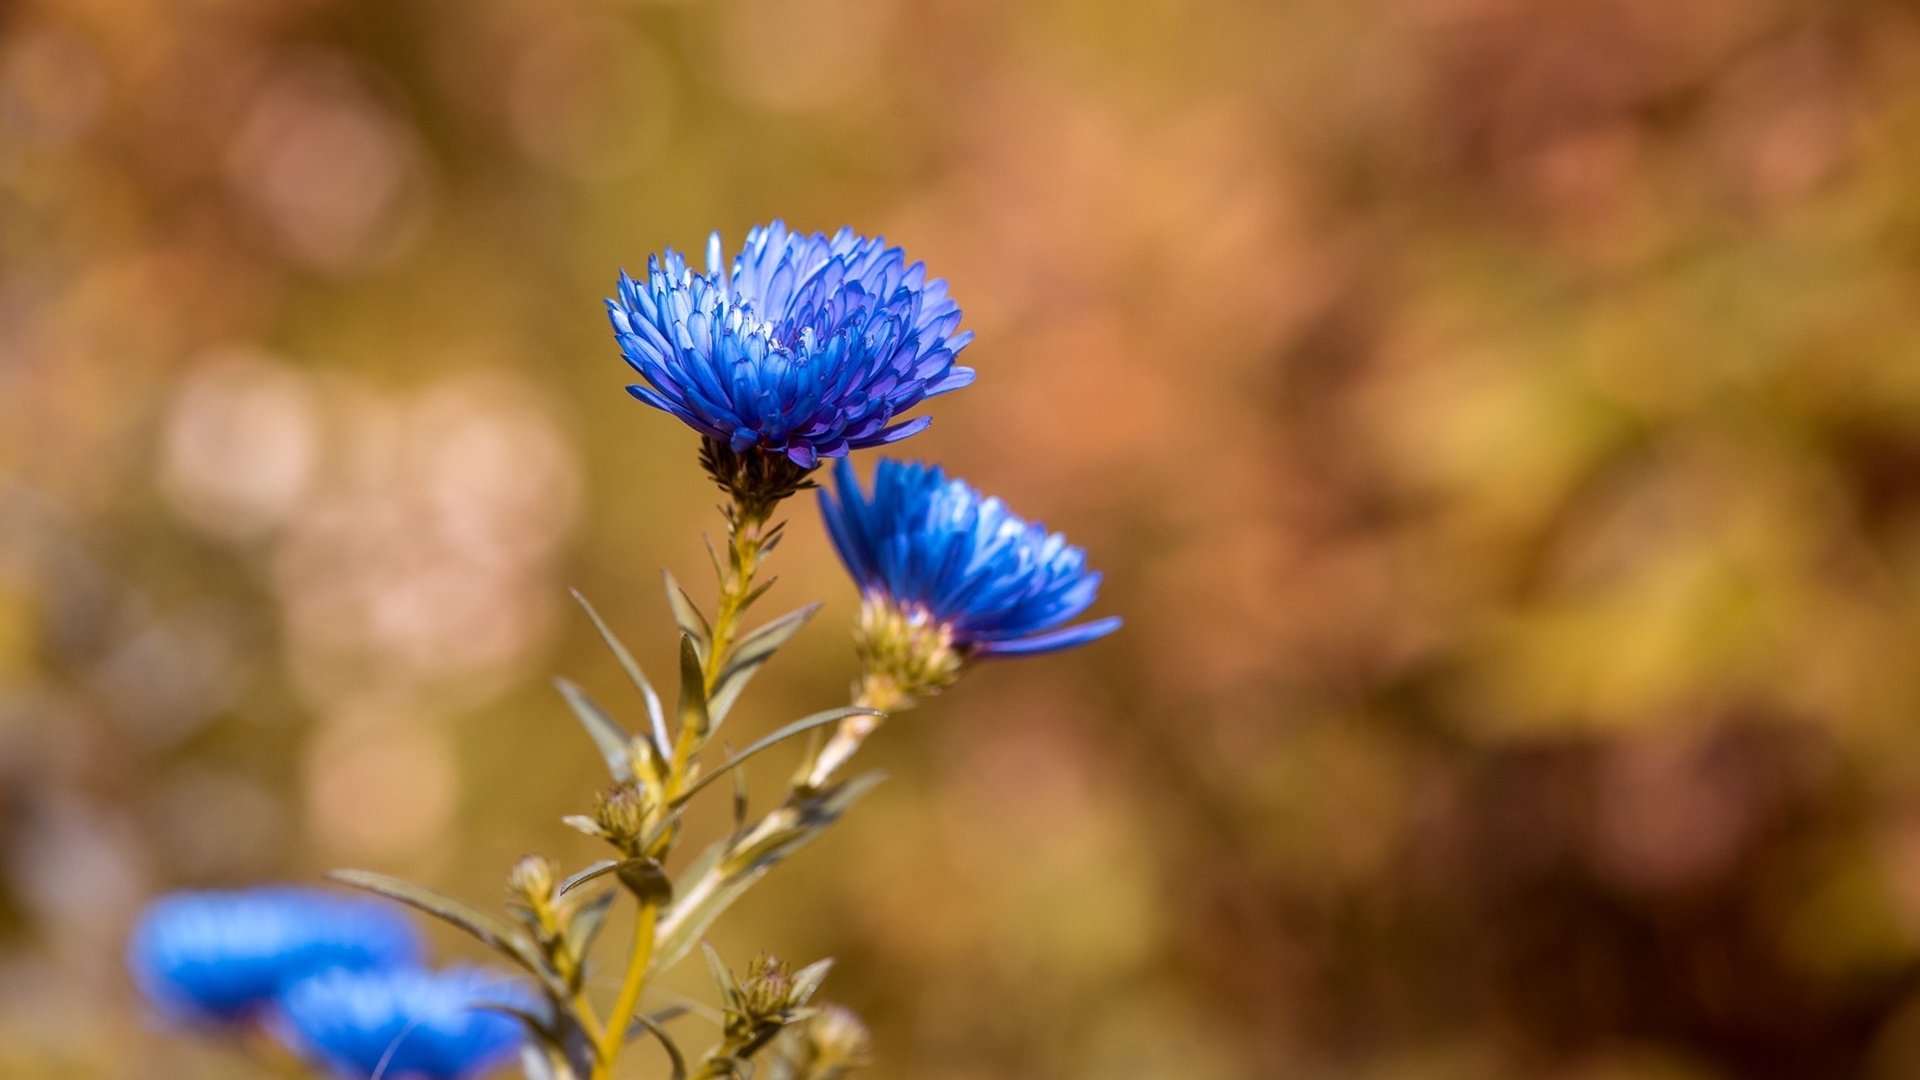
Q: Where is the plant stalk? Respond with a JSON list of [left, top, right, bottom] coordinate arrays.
[[593, 900, 660, 1080]]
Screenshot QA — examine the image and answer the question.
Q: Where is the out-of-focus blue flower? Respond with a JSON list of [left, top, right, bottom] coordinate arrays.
[[608, 222, 974, 468], [277, 967, 532, 1080], [127, 888, 423, 1024], [818, 458, 1121, 657]]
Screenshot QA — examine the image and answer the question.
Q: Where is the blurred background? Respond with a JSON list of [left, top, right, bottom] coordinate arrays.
[[6, 0, 1920, 1077]]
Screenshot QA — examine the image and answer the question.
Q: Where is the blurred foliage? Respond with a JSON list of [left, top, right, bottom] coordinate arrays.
[[6, 0, 1920, 1077]]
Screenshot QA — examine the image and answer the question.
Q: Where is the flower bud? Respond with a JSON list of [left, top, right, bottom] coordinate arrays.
[[742, 954, 797, 1020], [804, 1005, 871, 1071], [593, 783, 653, 856], [507, 855, 556, 907]]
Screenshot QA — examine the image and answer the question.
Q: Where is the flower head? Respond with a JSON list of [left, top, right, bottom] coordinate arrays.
[[127, 887, 422, 1024], [608, 222, 974, 469], [277, 967, 532, 1080], [819, 458, 1120, 692]]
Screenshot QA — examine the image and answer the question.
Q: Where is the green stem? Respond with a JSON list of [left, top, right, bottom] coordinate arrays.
[[593, 900, 660, 1080], [703, 506, 772, 692]]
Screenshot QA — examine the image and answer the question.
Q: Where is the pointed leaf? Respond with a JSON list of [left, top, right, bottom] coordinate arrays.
[[571, 590, 669, 752], [740, 576, 779, 612], [328, 869, 522, 955], [670, 708, 876, 808], [651, 774, 885, 972], [557, 859, 619, 897], [561, 816, 607, 841], [677, 633, 710, 739], [625, 1012, 689, 1080], [702, 941, 743, 1012], [565, 889, 617, 966], [480, 1001, 560, 1043], [326, 870, 572, 1002], [555, 678, 636, 782], [707, 604, 820, 724], [789, 958, 834, 1006], [662, 570, 711, 650]]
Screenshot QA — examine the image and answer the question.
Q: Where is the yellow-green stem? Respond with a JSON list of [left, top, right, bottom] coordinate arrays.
[[594, 900, 660, 1080], [669, 505, 772, 799], [702, 509, 771, 691]]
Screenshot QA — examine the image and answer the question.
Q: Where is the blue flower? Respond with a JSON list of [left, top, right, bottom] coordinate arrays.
[[608, 222, 975, 468], [127, 888, 423, 1024], [277, 967, 532, 1080], [818, 458, 1121, 657]]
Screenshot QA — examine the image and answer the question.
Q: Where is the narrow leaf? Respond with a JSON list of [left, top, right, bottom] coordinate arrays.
[[557, 859, 619, 897], [702, 942, 743, 1012], [328, 870, 522, 954], [326, 870, 571, 1002], [480, 1001, 560, 1043], [740, 577, 778, 612], [707, 604, 821, 724], [676, 633, 710, 739], [670, 708, 876, 809], [561, 816, 607, 841], [651, 774, 884, 972], [626, 1012, 689, 1080], [555, 677, 635, 782], [789, 958, 834, 1006], [570, 590, 669, 753], [662, 570, 711, 650], [564, 889, 617, 967]]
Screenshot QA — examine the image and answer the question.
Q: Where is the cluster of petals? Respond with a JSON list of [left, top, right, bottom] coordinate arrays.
[[609, 222, 974, 468], [818, 458, 1121, 657]]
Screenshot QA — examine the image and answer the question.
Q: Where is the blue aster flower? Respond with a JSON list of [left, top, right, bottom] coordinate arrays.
[[608, 222, 975, 469], [277, 967, 532, 1080], [819, 458, 1121, 661], [127, 887, 423, 1025]]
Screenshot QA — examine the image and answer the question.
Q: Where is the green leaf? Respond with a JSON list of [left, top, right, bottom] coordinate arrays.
[[789, 958, 834, 1006], [676, 633, 710, 739], [707, 604, 821, 725], [328, 869, 522, 954], [570, 590, 669, 754], [564, 889, 617, 970], [625, 1012, 689, 1080], [662, 570, 711, 651], [561, 815, 607, 841], [740, 576, 779, 612], [326, 870, 572, 1002], [479, 1001, 560, 1043], [702, 941, 742, 1011], [555, 677, 635, 783], [557, 859, 619, 896], [670, 708, 877, 809], [650, 773, 885, 973]]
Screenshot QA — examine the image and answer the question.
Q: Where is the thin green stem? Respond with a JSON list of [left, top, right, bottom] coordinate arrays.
[[594, 900, 660, 1080], [702, 507, 771, 692]]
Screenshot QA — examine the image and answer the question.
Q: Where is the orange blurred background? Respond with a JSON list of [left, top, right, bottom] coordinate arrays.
[[8, 0, 1920, 1077]]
